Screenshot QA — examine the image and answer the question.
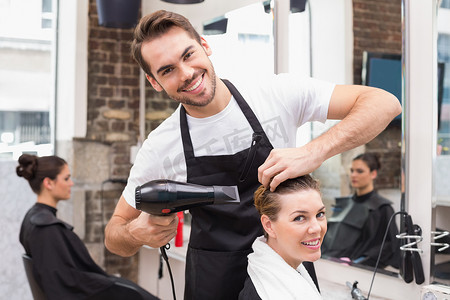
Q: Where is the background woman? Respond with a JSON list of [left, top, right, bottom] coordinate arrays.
[[322, 152, 400, 269], [239, 175, 326, 300], [17, 154, 157, 300]]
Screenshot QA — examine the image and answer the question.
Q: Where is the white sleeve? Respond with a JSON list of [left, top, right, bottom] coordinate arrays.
[[268, 73, 335, 127], [236, 73, 335, 128], [121, 139, 164, 208]]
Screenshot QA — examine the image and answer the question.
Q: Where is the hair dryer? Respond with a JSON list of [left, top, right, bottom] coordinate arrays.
[[135, 179, 240, 215]]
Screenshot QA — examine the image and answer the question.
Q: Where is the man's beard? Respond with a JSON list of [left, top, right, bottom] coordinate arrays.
[[165, 64, 217, 107]]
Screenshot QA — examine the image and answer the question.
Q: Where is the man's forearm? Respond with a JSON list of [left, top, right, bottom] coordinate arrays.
[[318, 88, 401, 160], [105, 215, 143, 257]]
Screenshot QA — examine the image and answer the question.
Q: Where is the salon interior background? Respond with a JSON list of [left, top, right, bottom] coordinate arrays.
[[0, 0, 407, 299]]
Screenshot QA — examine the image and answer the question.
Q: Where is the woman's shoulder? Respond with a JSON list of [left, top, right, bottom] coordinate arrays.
[[368, 191, 394, 209], [28, 205, 73, 230], [239, 276, 262, 300]]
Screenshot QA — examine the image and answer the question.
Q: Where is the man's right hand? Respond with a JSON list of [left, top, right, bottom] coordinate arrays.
[[127, 211, 178, 248], [105, 195, 178, 257]]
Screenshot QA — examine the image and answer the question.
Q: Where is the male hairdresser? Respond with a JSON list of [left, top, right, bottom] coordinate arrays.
[[105, 10, 401, 300]]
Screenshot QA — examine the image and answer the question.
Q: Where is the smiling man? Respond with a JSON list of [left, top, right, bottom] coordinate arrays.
[[104, 10, 401, 300]]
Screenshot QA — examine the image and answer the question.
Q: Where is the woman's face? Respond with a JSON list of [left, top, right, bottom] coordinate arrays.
[[264, 189, 327, 269], [48, 164, 74, 200], [350, 159, 376, 190]]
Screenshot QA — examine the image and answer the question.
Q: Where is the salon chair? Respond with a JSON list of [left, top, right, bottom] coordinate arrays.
[[22, 254, 158, 300], [22, 254, 46, 300]]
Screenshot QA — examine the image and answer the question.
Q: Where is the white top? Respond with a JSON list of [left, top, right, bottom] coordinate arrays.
[[247, 236, 322, 300], [123, 73, 335, 207]]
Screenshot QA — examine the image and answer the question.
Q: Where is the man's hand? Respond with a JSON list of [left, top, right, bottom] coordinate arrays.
[[127, 212, 178, 249], [105, 196, 178, 256], [258, 85, 401, 192], [258, 145, 324, 192]]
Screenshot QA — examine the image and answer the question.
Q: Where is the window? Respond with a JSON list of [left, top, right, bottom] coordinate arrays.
[[0, 0, 57, 160], [203, 2, 274, 81], [41, 0, 54, 29]]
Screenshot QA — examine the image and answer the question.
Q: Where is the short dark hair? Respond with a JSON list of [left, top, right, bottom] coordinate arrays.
[[16, 154, 67, 194], [131, 10, 202, 78]]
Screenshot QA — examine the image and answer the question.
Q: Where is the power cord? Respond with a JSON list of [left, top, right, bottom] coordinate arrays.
[[366, 211, 408, 299], [160, 244, 177, 300]]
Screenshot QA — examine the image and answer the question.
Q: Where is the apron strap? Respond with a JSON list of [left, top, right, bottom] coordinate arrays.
[[180, 79, 273, 161], [222, 79, 265, 134], [180, 106, 194, 158]]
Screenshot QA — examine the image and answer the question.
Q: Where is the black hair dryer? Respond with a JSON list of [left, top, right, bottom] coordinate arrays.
[[135, 179, 240, 215]]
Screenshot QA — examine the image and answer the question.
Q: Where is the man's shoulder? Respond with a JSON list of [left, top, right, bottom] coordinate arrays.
[[146, 107, 181, 140]]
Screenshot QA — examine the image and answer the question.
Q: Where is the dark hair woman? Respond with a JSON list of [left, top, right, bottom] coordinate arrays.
[[17, 154, 158, 300], [322, 152, 400, 269]]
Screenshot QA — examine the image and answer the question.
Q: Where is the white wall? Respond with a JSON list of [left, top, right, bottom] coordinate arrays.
[[56, 0, 89, 142], [0, 161, 36, 299]]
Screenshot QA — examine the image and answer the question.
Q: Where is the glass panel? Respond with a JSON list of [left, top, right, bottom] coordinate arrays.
[[0, 0, 56, 160], [432, 3, 450, 286], [437, 33, 450, 155], [310, 2, 402, 277], [205, 2, 274, 81]]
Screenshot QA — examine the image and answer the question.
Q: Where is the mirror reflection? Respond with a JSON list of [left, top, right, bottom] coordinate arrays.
[[432, 0, 450, 286], [311, 1, 402, 276], [321, 153, 401, 270]]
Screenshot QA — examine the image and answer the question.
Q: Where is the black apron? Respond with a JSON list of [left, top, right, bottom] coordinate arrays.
[[181, 79, 318, 300]]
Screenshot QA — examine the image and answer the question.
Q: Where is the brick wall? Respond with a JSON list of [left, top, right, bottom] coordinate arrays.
[[87, 0, 140, 179], [353, 0, 402, 85], [81, 0, 178, 283], [352, 0, 402, 189], [79, 0, 139, 282]]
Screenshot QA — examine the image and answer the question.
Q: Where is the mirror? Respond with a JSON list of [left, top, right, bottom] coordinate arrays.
[[432, 0, 450, 286], [312, 1, 403, 277]]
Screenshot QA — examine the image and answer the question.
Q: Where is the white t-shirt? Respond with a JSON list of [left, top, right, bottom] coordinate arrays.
[[123, 73, 335, 207]]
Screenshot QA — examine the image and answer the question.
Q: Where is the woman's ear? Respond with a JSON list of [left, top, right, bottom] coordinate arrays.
[[371, 170, 378, 180], [145, 74, 163, 92], [261, 215, 276, 239], [42, 178, 53, 190]]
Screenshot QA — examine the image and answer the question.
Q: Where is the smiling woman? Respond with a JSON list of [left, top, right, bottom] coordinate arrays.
[[239, 175, 326, 300]]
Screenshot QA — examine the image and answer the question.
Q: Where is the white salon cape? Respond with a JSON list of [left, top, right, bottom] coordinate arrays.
[[247, 236, 322, 300]]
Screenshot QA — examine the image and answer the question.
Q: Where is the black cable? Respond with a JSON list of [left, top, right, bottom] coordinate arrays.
[[366, 211, 408, 299], [160, 244, 177, 300]]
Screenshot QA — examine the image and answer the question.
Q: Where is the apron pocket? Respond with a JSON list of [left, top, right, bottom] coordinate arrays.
[[184, 246, 252, 300]]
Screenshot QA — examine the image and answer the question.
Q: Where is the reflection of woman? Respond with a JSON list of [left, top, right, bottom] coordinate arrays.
[[322, 153, 400, 269], [17, 154, 157, 300], [239, 175, 326, 300]]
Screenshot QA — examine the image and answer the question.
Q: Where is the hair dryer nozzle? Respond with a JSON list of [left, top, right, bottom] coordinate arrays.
[[135, 179, 240, 215], [212, 186, 240, 204]]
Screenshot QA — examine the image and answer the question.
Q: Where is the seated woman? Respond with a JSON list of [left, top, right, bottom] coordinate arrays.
[[17, 154, 158, 300], [321, 152, 400, 269], [239, 175, 326, 300]]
